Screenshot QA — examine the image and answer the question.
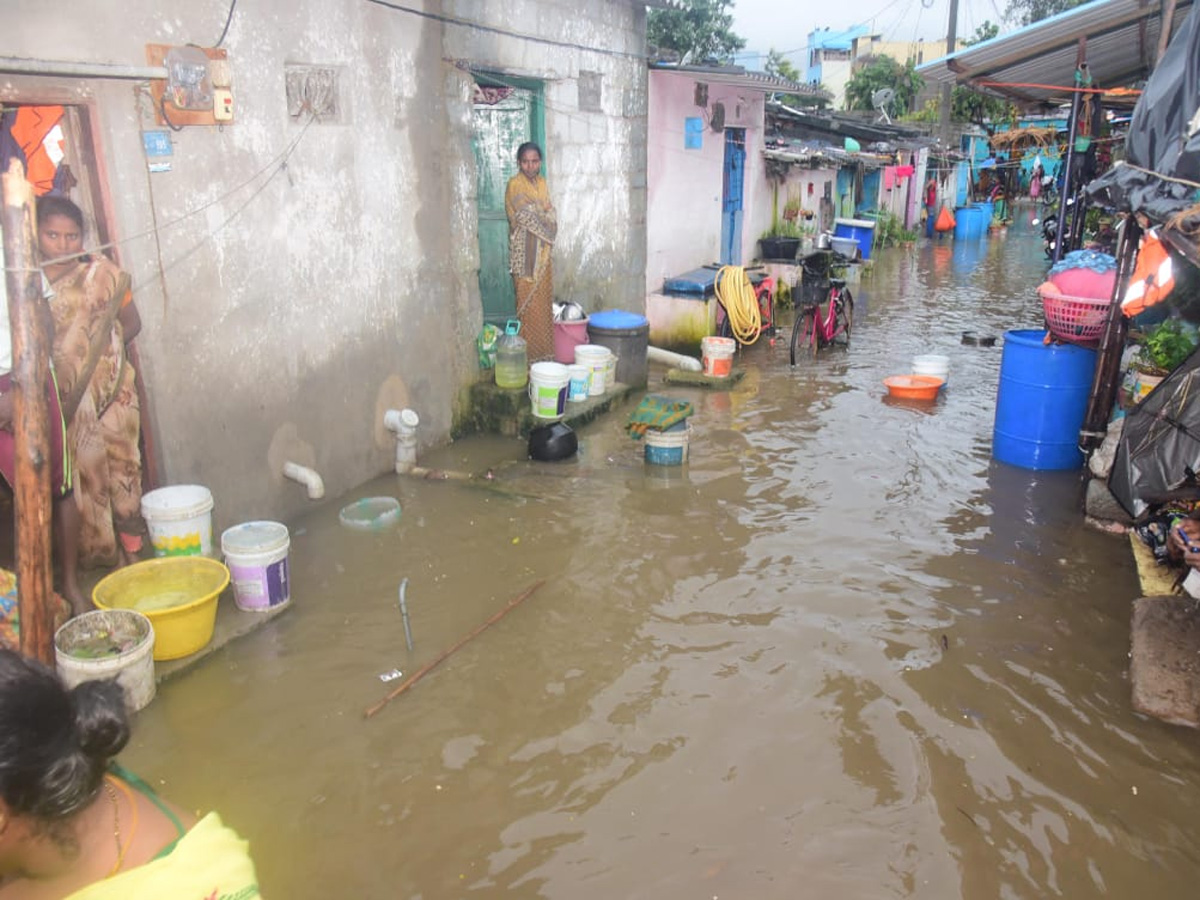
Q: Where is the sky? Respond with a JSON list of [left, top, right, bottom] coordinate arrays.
[[729, 0, 1014, 71]]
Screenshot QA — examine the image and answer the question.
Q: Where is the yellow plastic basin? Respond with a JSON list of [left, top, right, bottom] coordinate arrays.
[[92, 557, 230, 661]]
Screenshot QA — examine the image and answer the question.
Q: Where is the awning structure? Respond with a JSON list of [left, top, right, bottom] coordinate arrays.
[[917, 0, 1194, 107], [649, 63, 829, 100]]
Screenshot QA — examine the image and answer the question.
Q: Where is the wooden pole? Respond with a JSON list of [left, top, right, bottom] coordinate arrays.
[[1157, 0, 1179, 63], [1, 159, 55, 665], [1080, 217, 1140, 451], [364, 580, 545, 719]]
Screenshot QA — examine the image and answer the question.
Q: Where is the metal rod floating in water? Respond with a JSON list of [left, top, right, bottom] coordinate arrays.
[[398, 578, 414, 652]]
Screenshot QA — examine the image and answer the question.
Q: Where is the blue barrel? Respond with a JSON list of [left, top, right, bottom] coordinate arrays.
[[954, 206, 982, 240], [978, 200, 994, 233], [833, 217, 876, 261], [992, 329, 1097, 470]]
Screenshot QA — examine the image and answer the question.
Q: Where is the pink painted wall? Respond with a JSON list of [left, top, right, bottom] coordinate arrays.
[[647, 71, 768, 293]]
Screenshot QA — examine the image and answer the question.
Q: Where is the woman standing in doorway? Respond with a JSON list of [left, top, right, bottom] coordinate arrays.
[[505, 141, 557, 361], [37, 196, 146, 570]]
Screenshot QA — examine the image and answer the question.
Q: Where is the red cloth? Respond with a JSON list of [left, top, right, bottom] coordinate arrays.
[[895, 165, 914, 178]]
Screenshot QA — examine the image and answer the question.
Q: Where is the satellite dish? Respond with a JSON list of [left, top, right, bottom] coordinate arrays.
[[871, 88, 895, 124]]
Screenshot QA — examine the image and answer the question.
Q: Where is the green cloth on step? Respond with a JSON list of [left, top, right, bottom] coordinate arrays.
[[626, 394, 694, 440]]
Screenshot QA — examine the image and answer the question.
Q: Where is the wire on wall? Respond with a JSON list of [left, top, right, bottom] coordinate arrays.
[[214, 0, 239, 48]]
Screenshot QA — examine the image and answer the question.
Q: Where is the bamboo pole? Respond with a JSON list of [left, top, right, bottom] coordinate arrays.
[[1, 159, 55, 664], [364, 579, 545, 719]]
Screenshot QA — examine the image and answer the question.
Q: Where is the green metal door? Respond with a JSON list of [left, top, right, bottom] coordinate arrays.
[[472, 82, 542, 325]]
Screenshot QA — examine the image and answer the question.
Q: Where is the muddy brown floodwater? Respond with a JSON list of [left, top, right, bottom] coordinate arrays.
[[124, 213, 1200, 898]]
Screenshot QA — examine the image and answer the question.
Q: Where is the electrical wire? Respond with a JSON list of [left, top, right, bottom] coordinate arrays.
[[214, 0, 238, 48], [714, 265, 763, 345]]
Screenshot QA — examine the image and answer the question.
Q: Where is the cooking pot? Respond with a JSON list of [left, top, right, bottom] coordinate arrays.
[[528, 422, 578, 461]]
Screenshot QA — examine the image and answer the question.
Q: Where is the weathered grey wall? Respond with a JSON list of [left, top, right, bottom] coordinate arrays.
[[0, 0, 648, 533]]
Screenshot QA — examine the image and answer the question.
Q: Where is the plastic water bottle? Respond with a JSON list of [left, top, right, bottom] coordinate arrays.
[[494, 319, 527, 389]]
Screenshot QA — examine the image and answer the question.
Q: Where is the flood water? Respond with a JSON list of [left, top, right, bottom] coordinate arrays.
[[124, 212, 1200, 899]]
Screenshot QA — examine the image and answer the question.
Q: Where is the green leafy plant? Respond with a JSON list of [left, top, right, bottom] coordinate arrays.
[[760, 219, 805, 240], [1135, 319, 1197, 374]]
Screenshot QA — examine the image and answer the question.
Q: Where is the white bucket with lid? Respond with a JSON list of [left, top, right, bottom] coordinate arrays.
[[141, 484, 214, 557], [528, 362, 570, 419], [567, 364, 590, 402], [221, 520, 291, 612], [54, 609, 156, 712], [912, 354, 950, 384], [575, 344, 609, 396]]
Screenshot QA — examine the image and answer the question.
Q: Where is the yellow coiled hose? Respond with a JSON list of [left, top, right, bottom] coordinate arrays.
[[714, 265, 762, 345]]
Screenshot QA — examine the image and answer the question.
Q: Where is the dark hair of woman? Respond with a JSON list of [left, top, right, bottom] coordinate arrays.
[[35, 194, 85, 232], [516, 141, 542, 162], [0, 649, 129, 835]]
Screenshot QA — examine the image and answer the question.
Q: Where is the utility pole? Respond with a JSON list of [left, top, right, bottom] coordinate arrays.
[[939, 0, 960, 147]]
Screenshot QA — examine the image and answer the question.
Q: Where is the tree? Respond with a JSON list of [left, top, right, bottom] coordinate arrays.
[[764, 48, 801, 82], [951, 20, 1013, 127], [1004, 0, 1087, 25], [844, 56, 923, 114], [763, 47, 825, 108], [647, 0, 746, 64]]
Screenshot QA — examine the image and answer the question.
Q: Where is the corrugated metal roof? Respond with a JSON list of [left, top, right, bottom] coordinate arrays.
[[917, 0, 1195, 106], [649, 63, 830, 98]]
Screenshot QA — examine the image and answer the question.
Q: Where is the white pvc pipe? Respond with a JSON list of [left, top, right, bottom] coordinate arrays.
[[648, 345, 703, 372], [0, 56, 168, 80], [282, 461, 325, 500], [383, 408, 420, 474]]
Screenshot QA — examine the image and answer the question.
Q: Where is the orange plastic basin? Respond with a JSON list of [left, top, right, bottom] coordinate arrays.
[[884, 374, 944, 400]]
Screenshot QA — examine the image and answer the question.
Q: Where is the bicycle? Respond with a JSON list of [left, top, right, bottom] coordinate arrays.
[[790, 251, 853, 364]]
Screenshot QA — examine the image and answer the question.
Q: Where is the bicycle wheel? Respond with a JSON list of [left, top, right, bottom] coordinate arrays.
[[790, 307, 816, 366], [837, 290, 854, 347]]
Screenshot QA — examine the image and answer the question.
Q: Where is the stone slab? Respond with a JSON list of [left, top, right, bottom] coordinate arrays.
[[1128, 532, 1179, 596], [155, 594, 289, 682], [662, 367, 746, 388], [1131, 595, 1200, 728]]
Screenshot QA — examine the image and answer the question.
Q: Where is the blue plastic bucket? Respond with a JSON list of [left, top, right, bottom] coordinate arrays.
[[992, 329, 1097, 470], [833, 218, 876, 261], [954, 206, 983, 240]]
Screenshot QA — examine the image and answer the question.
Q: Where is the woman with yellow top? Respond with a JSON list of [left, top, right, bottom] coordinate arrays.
[[505, 141, 557, 361], [0, 648, 261, 898]]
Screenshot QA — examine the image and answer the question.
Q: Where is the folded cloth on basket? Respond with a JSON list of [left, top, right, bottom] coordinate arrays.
[[626, 395, 694, 440]]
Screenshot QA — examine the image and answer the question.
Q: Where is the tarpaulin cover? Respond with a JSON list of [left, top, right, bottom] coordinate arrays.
[[1109, 345, 1200, 517], [1086, 5, 1200, 224]]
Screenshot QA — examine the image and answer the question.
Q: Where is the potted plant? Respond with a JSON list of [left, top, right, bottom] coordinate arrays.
[[1128, 318, 1197, 402], [1134, 319, 1196, 375], [759, 219, 803, 260]]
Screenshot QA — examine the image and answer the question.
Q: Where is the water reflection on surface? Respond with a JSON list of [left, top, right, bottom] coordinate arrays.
[[124, 217, 1200, 899]]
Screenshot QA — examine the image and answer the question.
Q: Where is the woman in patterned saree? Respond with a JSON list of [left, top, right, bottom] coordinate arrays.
[[504, 141, 557, 361], [37, 196, 145, 570]]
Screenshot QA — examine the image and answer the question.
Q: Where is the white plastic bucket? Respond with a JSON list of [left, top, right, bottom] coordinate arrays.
[[701, 336, 736, 377], [529, 362, 570, 419], [567, 364, 590, 402], [644, 423, 691, 466], [141, 484, 214, 557], [605, 349, 617, 388], [221, 521, 291, 612], [912, 354, 950, 384], [54, 609, 156, 712], [575, 344, 609, 396]]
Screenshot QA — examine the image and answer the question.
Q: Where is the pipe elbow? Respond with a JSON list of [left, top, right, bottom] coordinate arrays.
[[283, 461, 325, 500], [384, 408, 420, 436]]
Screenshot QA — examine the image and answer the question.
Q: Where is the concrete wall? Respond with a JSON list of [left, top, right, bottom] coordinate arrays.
[[1, 0, 646, 531], [646, 71, 766, 293]]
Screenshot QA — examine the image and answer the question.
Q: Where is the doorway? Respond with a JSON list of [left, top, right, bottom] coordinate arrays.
[[720, 128, 746, 265], [470, 76, 544, 326]]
